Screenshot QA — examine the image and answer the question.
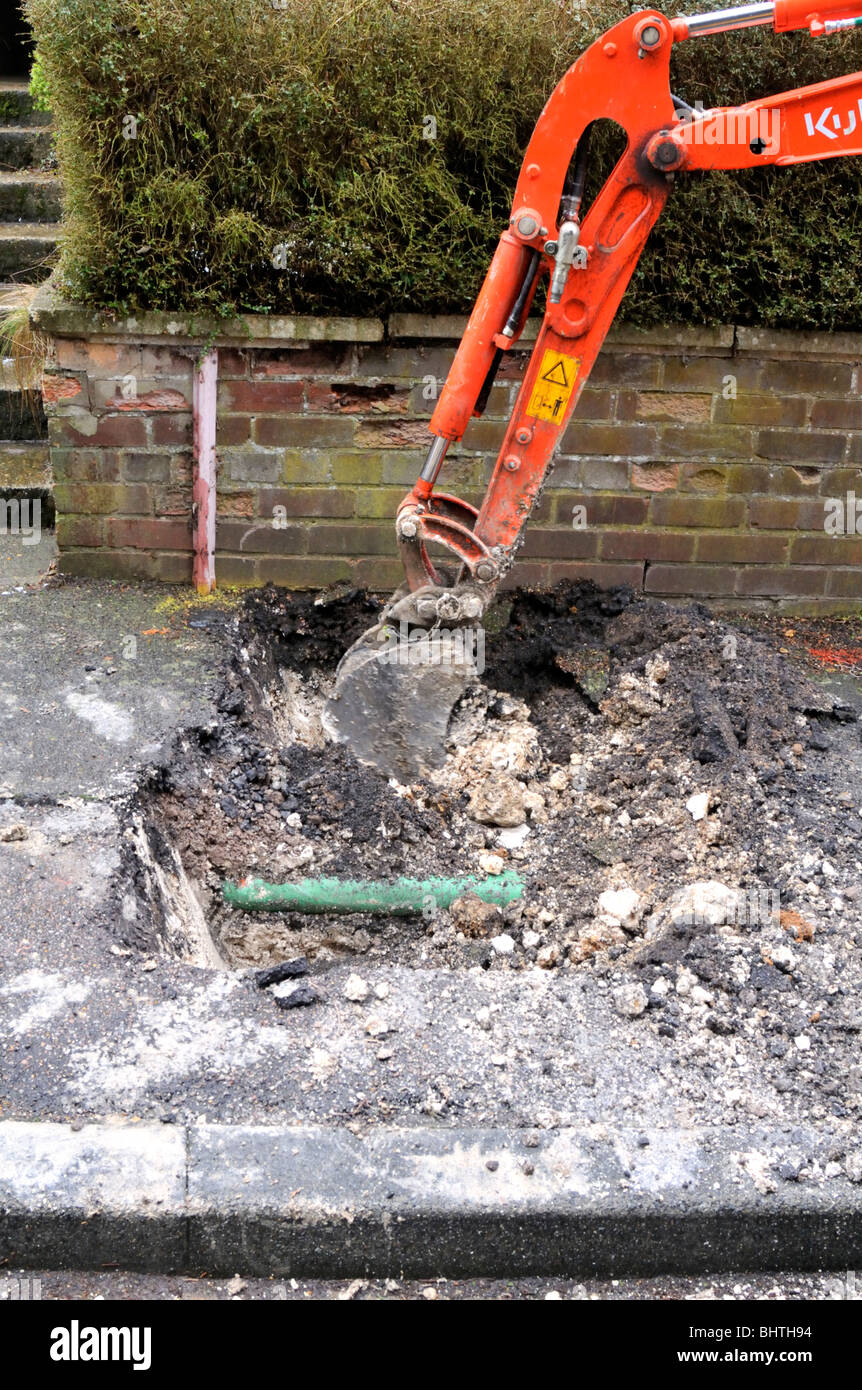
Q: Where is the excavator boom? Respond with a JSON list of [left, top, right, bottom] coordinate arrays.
[[325, 0, 862, 779]]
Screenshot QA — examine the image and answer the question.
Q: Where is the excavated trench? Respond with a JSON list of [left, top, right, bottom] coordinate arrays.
[[113, 582, 862, 1053]]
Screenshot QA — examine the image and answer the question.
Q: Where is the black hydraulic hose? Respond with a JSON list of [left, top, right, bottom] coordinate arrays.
[[475, 347, 504, 416], [474, 247, 541, 416], [502, 247, 541, 338]]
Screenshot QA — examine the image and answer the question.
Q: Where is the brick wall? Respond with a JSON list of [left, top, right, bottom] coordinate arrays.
[[30, 287, 862, 609]]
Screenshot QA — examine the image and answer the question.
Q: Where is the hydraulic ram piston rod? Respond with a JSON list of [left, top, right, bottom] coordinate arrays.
[[676, 0, 862, 38], [679, 2, 775, 37]]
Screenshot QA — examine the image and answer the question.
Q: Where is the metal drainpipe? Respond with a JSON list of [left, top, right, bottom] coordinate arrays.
[[192, 348, 218, 594]]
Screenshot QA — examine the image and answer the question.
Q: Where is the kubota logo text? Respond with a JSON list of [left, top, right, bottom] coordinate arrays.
[[804, 99, 862, 140]]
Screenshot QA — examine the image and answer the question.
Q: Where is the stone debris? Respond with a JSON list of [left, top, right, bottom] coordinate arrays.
[[597, 887, 642, 930], [272, 981, 320, 1009], [661, 880, 742, 930], [498, 824, 530, 849], [478, 851, 505, 875], [343, 973, 370, 1003], [467, 773, 526, 828], [255, 957, 309, 988], [0, 824, 28, 842], [612, 982, 649, 1018], [450, 894, 505, 938]]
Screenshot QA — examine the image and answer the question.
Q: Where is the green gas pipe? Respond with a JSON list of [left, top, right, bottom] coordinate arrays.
[[223, 869, 523, 916]]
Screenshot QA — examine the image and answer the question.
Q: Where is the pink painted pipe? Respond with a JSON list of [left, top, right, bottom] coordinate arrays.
[[192, 348, 218, 593]]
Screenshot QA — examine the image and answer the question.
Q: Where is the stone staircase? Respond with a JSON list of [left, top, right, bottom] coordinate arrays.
[[0, 77, 58, 585]]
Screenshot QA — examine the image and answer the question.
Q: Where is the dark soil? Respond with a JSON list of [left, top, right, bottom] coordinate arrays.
[[114, 582, 862, 1106]]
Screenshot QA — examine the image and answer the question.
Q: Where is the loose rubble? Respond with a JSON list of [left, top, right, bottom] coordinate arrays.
[[114, 581, 862, 1131]]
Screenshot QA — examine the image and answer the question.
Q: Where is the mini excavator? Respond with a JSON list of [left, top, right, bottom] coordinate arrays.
[[324, 1, 862, 779]]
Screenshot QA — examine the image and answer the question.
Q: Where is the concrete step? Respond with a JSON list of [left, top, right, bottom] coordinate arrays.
[[0, 126, 53, 170], [0, 81, 51, 128], [0, 172, 61, 221], [0, 281, 35, 317], [0, 440, 51, 491], [0, 440, 55, 584], [0, 222, 59, 281]]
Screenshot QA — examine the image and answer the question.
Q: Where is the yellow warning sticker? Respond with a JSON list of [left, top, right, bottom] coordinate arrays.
[[525, 350, 580, 423]]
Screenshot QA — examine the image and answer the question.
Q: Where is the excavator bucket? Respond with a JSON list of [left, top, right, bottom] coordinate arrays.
[[322, 619, 478, 782]]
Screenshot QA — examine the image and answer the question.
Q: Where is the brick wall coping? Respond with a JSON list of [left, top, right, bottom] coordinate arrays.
[[29, 282, 862, 360], [29, 282, 384, 349]]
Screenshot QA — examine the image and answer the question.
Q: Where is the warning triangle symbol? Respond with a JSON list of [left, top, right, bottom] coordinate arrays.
[[541, 360, 569, 387]]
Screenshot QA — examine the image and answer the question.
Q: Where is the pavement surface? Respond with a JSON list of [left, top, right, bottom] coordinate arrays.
[[0, 528, 55, 588], [1, 578, 862, 1281], [3, 1267, 859, 1300]]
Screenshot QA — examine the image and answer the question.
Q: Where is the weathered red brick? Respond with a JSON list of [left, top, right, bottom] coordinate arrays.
[[757, 430, 846, 464], [56, 516, 104, 548], [632, 462, 679, 492], [789, 535, 862, 565], [571, 388, 613, 420], [217, 492, 256, 518], [619, 391, 711, 423], [308, 382, 410, 415], [736, 567, 827, 597], [106, 518, 191, 550], [259, 487, 355, 519], [51, 448, 121, 483], [213, 555, 262, 587], [826, 568, 862, 597], [661, 424, 754, 460], [121, 452, 172, 483], [151, 414, 193, 446], [645, 564, 737, 596], [763, 361, 853, 395], [601, 530, 695, 563], [714, 394, 808, 427], [562, 422, 659, 456], [591, 353, 661, 389], [650, 495, 745, 528], [42, 373, 85, 405], [305, 523, 395, 556], [521, 528, 599, 560], [217, 414, 252, 446], [258, 556, 354, 587], [256, 416, 355, 447], [216, 520, 308, 554], [54, 482, 150, 516], [252, 347, 352, 379], [697, 532, 788, 564], [220, 380, 304, 412], [50, 414, 148, 449], [552, 493, 648, 526], [750, 496, 826, 530]]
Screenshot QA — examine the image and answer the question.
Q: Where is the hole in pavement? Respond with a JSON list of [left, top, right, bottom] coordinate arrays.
[[112, 582, 862, 1021]]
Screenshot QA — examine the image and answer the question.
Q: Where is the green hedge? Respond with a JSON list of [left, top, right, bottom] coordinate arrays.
[[25, 0, 862, 329]]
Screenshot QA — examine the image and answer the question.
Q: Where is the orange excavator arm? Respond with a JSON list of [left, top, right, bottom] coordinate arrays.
[[395, 0, 862, 613], [326, 0, 862, 779]]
